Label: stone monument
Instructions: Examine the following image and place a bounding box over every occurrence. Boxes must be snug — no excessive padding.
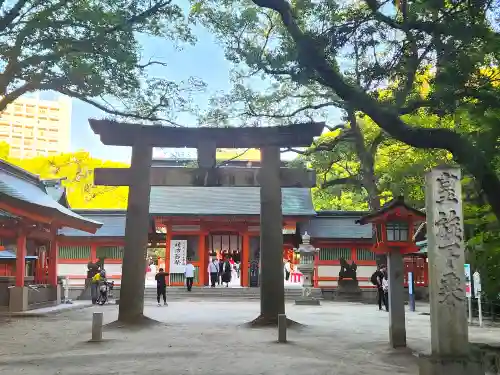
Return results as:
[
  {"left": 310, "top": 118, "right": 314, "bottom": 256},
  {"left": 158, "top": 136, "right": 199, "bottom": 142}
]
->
[
  {"left": 418, "top": 167, "right": 483, "bottom": 375},
  {"left": 294, "top": 231, "right": 320, "bottom": 305}
]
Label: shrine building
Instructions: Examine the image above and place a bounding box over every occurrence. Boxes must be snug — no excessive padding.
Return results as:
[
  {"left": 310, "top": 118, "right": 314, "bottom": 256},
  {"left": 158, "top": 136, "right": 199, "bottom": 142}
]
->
[
  {"left": 56, "top": 157, "right": 430, "bottom": 294},
  {"left": 0, "top": 160, "right": 101, "bottom": 311},
  {"left": 0, "top": 155, "right": 429, "bottom": 304}
]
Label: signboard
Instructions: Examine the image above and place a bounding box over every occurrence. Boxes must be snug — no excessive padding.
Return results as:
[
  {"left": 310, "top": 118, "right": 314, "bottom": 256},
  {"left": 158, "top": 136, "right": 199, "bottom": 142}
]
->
[
  {"left": 473, "top": 271, "right": 482, "bottom": 298},
  {"left": 464, "top": 264, "right": 471, "bottom": 298},
  {"left": 169, "top": 240, "right": 187, "bottom": 273},
  {"left": 408, "top": 272, "right": 414, "bottom": 295}
]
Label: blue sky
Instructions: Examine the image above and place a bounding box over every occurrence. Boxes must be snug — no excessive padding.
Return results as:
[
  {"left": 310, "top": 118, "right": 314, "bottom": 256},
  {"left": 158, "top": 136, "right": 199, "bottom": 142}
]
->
[{"left": 70, "top": 25, "right": 233, "bottom": 163}]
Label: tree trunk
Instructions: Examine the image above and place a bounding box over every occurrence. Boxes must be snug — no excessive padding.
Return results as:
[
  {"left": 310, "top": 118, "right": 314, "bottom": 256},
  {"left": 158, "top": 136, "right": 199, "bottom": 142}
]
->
[
  {"left": 347, "top": 109, "right": 381, "bottom": 211},
  {"left": 253, "top": 145, "right": 285, "bottom": 325},
  {"left": 117, "top": 141, "right": 153, "bottom": 323}
]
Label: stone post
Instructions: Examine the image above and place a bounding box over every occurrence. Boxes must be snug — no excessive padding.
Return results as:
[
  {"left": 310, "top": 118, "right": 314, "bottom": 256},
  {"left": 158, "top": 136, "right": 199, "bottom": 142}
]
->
[
  {"left": 117, "top": 141, "right": 153, "bottom": 323},
  {"left": 419, "top": 167, "right": 482, "bottom": 375},
  {"left": 259, "top": 146, "right": 285, "bottom": 321},
  {"left": 388, "top": 250, "right": 406, "bottom": 348}
]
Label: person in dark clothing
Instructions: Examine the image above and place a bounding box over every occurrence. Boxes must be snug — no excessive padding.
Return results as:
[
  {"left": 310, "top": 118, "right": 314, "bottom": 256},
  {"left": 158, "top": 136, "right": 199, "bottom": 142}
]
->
[
  {"left": 218, "top": 259, "right": 224, "bottom": 285},
  {"left": 221, "top": 258, "right": 232, "bottom": 287},
  {"left": 155, "top": 268, "right": 169, "bottom": 306},
  {"left": 371, "top": 265, "right": 386, "bottom": 311}
]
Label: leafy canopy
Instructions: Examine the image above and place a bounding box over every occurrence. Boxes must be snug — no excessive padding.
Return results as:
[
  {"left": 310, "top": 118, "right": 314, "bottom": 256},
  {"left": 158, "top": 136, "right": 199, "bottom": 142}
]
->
[{"left": 0, "top": 0, "right": 203, "bottom": 123}]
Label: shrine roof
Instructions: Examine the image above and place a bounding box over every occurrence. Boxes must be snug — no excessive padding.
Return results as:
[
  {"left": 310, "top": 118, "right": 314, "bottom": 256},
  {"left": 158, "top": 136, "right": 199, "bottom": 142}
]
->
[
  {"left": 59, "top": 188, "right": 314, "bottom": 237},
  {"left": 148, "top": 187, "right": 315, "bottom": 216},
  {"left": 356, "top": 196, "right": 425, "bottom": 225},
  {"left": 58, "top": 210, "right": 126, "bottom": 237},
  {"left": 89, "top": 120, "right": 325, "bottom": 148},
  {"left": 0, "top": 160, "right": 102, "bottom": 233},
  {"left": 42, "top": 178, "right": 70, "bottom": 208},
  {"left": 301, "top": 211, "right": 373, "bottom": 239}
]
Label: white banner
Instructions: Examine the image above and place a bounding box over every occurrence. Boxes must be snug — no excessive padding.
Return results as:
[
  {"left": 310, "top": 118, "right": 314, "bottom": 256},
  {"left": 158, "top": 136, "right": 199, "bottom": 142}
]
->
[
  {"left": 170, "top": 240, "right": 187, "bottom": 273},
  {"left": 473, "top": 271, "right": 482, "bottom": 298}
]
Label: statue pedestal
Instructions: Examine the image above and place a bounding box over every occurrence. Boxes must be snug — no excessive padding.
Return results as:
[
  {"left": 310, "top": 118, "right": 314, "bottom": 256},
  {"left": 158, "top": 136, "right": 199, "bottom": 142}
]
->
[
  {"left": 77, "top": 278, "right": 92, "bottom": 300},
  {"left": 335, "top": 279, "right": 362, "bottom": 302}
]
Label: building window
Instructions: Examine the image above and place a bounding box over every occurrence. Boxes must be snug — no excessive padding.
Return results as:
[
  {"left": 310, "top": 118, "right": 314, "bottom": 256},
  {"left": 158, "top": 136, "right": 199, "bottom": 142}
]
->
[
  {"left": 96, "top": 246, "right": 124, "bottom": 259},
  {"left": 319, "top": 247, "right": 351, "bottom": 261},
  {"left": 386, "top": 223, "right": 409, "bottom": 242},
  {"left": 58, "top": 245, "right": 91, "bottom": 259}
]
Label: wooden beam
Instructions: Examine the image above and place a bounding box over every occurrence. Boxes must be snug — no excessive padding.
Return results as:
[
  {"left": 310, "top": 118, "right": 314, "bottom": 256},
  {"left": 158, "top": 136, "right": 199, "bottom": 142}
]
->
[{"left": 94, "top": 167, "right": 316, "bottom": 188}]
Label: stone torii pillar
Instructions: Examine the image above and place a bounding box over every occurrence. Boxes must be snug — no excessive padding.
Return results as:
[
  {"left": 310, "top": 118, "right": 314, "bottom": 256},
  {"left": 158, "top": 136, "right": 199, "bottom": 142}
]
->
[
  {"left": 89, "top": 119, "right": 324, "bottom": 325},
  {"left": 117, "top": 141, "right": 153, "bottom": 323},
  {"left": 258, "top": 146, "right": 285, "bottom": 323}
]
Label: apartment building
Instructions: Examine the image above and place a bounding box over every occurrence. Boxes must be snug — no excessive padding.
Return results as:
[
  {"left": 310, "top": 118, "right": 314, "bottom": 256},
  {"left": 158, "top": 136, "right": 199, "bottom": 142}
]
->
[{"left": 0, "top": 95, "right": 71, "bottom": 159}]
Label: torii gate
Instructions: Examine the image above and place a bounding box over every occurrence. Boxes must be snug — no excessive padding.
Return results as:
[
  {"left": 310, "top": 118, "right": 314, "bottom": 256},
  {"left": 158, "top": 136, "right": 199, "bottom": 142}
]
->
[{"left": 90, "top": 119, "right": 324, "bottom": 324}]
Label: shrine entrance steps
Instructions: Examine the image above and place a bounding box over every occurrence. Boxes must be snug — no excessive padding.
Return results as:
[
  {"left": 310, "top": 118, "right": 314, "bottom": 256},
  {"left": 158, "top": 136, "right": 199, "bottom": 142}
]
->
[{"left": 141, "top": 286, "right": 323, "bottom": 300}]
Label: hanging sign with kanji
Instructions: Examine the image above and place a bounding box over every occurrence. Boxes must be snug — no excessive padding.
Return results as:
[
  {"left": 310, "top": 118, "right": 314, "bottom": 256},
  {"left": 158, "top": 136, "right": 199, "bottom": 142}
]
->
[{"left": 169, "top": 240, "right": 187, "bottom": 273}]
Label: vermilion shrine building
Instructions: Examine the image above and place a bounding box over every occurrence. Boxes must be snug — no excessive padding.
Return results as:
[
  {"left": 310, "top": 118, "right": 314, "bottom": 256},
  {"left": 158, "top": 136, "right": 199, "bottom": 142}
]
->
[
  {"left": 55, "top": 159, "right": 429, "bottom": 294},
  {"left": 0, "top": 160, "right": 100, "bottom": 311},
  {"left": 0, "top": 156, "right": 429, "bottom": 306}
]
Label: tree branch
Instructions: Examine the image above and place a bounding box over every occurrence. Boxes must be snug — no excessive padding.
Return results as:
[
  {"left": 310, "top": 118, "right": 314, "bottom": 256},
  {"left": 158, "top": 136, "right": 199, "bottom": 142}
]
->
[
  {"left": 251, "top": 0, "right": 500, "bottom": 221},
  {"left": 321, "top": 176, "right": 361, "bottom": 189},
  {"left": 245, "top": 100, "right": 342, "bottom": 119},
  {"left": 59, "top": 89, "right": 185, "bottom": 127}
]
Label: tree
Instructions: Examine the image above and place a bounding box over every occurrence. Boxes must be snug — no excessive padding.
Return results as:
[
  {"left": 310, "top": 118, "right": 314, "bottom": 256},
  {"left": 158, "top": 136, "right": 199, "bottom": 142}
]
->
[
  {"left": 0, "top": 0, "right": 203, "bottom": 123},
  {"left": 192, "top": 0, "right": 500, "bottom": 221},
  {"left": 1, "top": 142, "right": 128, "bottom": 208}
]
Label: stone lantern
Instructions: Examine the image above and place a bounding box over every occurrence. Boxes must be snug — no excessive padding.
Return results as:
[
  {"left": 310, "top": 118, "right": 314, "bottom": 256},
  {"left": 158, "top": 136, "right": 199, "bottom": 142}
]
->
[{"left": 293, "top": 231, "right": 320, "bottom": 305}]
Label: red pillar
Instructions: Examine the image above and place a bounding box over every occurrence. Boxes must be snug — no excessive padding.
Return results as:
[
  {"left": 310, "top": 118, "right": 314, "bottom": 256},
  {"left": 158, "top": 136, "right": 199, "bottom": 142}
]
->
[
  {"left": 241, "top": 232, "right": 250, "bottom": 287},
  {"left": 15, "top": 232, "right": 26, "bottom": 287},
  {"left": 48, "top": 229, "right": 58, "bottom": 286},
  {"left": 90, "top": 244, "right": 97, "bottom": 263},
  {"left": 199, "top": 232, "right": 207, "bottom": 286}
]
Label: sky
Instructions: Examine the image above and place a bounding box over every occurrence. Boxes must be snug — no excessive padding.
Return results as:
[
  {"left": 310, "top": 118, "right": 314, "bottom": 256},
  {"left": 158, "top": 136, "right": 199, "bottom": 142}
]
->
[{"left": 69, "top": 25, "right": 234, "bottom": 163}]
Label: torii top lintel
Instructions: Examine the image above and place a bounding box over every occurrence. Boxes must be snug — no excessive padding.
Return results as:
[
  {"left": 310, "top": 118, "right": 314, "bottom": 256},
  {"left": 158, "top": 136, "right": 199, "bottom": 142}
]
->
[
  {"left": 88, "top": 119, "right": 325, "bottom": 148},
  {"left": 356, "top": 196, "right": 426, "bottom": 225}
]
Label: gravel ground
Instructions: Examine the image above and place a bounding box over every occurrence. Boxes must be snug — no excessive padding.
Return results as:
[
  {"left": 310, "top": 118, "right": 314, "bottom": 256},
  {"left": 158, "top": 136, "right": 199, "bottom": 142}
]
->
[{"left": 0, "top": 300, "right": 498, "bottom": 375}]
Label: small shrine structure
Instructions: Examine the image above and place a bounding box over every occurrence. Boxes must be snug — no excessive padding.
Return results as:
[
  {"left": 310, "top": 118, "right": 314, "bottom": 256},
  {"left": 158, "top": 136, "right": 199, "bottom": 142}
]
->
[{"left": 357, "top": 196, "right": 425, "bottom": 348}]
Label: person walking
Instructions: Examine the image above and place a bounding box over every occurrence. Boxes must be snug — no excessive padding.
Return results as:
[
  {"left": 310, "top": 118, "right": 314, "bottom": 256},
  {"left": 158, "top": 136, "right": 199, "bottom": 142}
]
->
[
  {"left": 382, "top": 272, "right": 389, "bottom": 312},
  {"left": 155, "top": 268, "right": 169, "bottom": 306},
  {"left": 218, "top": 258, "right": 224, "bottom": 285},
  {"left": 284, "top": 259, "right": 291, "bottom": 282},
  {"left": 371, "top": 265, "right": 386, "bottom": 311},
  {"left": 208, "top": 258, "right": 219, "bottom": 288},
  {"left": 90, "top": 269, "right": 101, "bottom": 305},
  {"left": 185, "top": 258, "right": 195, "bottom": 292},
  {"left": 221, "top": 257, "right": 232, "bottom": 287}
]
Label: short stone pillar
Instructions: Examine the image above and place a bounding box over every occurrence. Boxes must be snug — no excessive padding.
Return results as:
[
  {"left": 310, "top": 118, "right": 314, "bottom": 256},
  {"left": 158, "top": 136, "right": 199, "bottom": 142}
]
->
[
  {"left": 91, "top": 312, "right": 104, "bottom": 342},
  {"left": 278, "top": 314, "right": 287, "bottom": 343},
  {"left": 294, "top": 232, "right": 320, "bottom": 306},
  {"left": 419, "top": 167, "right": 483, "bottom": 375}
]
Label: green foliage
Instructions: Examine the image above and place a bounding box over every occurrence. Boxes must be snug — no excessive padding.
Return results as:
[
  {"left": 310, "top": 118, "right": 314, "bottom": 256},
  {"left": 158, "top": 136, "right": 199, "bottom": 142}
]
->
[
  {"left": 192, "top": 0, "right": 500, "bottom": 226},
  {"left": 0, "top": 0, "right": 202, "bottom": 122},
  {"left": 1, "top": 142, "right": 128, "bottom": 208}
]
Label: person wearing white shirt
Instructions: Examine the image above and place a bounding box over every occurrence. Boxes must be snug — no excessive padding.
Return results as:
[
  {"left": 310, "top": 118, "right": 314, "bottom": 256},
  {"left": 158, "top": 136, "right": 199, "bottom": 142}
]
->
[
  {"left": 207, "top": 258, "right": 219, "bottom": 288},
  {"left": 185, "top": 258, "right": 195, "bottom": 291}
]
